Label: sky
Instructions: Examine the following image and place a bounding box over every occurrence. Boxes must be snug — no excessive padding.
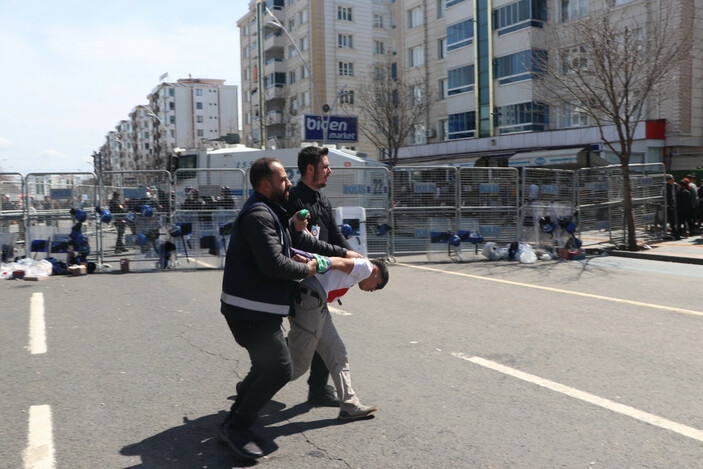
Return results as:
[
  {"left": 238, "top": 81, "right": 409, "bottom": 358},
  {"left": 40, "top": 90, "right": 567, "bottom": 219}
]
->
[{"left": 0, "top": 0, "right": 250, "bottom": 175}]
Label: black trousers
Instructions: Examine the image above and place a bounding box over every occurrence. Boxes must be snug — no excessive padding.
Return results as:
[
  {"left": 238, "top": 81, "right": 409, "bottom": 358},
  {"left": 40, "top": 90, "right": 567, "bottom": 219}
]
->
[
  {"left": 223, "top": 315, "right": 292, "bottom": 429},
  {"left": 308, "top": 350, "right": 330, "bottom": 390}
]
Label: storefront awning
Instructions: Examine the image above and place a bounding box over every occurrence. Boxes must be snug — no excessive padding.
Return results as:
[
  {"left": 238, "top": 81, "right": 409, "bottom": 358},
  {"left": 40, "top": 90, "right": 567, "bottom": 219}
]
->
[{"left": 508, "top": 148, "right": 588, "bottom": 167}]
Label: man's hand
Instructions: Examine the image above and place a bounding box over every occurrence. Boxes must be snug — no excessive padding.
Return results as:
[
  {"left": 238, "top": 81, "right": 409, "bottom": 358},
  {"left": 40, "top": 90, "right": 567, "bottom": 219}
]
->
[
  {"left": 345, "top": 250, "right": 364, "bottom": 259},
  {"left": 290, "top": 211, "right": 309, "bottom": 232},
  {"left": 306, "top": 259, "right": 318, "bottom": 277},
  {"left": 292, "top": 253, "right": 308, "bottom": 263}
]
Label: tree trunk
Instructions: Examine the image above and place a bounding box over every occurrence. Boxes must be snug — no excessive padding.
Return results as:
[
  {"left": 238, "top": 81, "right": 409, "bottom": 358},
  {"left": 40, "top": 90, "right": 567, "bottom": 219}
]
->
[{"left": 621, "top": 162, "right": 638, "bottom": 250}]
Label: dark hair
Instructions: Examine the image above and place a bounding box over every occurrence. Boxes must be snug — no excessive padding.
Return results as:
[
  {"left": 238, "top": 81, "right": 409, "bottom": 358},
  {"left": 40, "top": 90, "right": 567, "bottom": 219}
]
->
[
  {"left": 370, "top": 258, "right": 389, "bottom": 290},
  {"left": 250, "top": 157, "right": 278, "bottom": 190},
  {"left": 297, "top": 146, "right": 329, "bottom": 175}
]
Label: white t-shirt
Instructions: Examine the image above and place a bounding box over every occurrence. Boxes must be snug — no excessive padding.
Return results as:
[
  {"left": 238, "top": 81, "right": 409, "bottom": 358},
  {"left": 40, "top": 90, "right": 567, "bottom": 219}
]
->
[{"left": 314, "top": 258, "right": 373, "bottom": 303}]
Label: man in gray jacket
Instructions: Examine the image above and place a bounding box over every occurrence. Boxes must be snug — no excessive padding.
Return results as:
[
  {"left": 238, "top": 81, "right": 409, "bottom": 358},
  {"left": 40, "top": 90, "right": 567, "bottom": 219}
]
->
[{"left": 218, "top": 157, "right": 349, "bottom": 460}]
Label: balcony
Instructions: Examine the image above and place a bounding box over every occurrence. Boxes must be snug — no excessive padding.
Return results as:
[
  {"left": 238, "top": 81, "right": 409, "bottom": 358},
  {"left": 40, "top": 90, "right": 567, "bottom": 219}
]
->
[
  {"left": 264, "top": 57, "right": 286, "bottom": 76},
  {"left": 264, "top": 31, "right": 285, "bottom": 53}
]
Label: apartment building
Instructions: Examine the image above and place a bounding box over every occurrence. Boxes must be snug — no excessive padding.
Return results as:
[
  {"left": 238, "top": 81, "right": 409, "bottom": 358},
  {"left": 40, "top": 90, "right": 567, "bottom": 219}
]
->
[
  {"left": 398, "top": 0, "right": 703, "bottom": 170},
  {"left": 238, "top": 0, "right": 395, "bottom": 154},
  {"left": 239, "top": 0, "right": 703, "bottom": 170},
  {"left": 98, "top": 78, "right": 239, "bottom": 172}
]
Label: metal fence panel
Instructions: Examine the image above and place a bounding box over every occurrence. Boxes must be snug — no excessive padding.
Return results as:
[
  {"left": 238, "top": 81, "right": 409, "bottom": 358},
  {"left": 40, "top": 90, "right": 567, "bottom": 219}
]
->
[
  {"left": 320, "top": 167, "right": 392, "bottom": 257},
  {"left": 521, "top": 168, "right": 575, "bottom": 249},
  {"left": 0, "top": 173, "right": 25, "bottom": 262},
  {"left": 171, "top": 169, "right": 246, "bottom": 270},
  {"left": 24, "top": 173, "right": 99, "bottom": 265},
  {"left": 391, "top": 167, "right": 459, "bottom": 258},
  {"left": 100, "top": 171, "right": 173, "bottom": 271}
]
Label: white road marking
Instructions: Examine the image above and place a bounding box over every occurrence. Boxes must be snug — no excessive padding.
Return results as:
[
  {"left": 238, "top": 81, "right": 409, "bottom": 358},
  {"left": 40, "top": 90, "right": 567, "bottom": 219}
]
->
[
  {"left": 453, "top": 353, "right": 703, "bottom": 443},
  {"left": 23, "top": 405, "right": 55, "bottom": 469},
  {"left": 329, "top": 306, "right": 351, "bottom": 316},
  {"left": 398, "top": 263, "right": 703, "bottom": 317},
  {"left": 29, "top": 293, "right": 47, "bottom": 355}
]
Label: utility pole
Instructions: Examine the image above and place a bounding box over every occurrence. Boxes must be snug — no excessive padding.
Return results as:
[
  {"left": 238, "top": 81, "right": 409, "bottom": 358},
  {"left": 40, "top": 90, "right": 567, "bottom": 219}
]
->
[{"left": 256, "top": 0, "right": 266, "bottom": 148}]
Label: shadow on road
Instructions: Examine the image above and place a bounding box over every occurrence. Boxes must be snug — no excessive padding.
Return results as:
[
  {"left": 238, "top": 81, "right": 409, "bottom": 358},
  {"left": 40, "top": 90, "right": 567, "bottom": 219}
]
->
[{"left": 120, "top": 399, "right": 342, "bottom": 468}]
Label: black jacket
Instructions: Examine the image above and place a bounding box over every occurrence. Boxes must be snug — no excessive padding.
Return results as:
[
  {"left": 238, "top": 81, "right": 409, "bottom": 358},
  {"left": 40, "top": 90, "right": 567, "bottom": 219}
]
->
[
  {"left": 286, "top": 181, "right": 352, "bottom": 250},
  {"left": 221, "top": 192, "right": 347, "bottom": 321}
]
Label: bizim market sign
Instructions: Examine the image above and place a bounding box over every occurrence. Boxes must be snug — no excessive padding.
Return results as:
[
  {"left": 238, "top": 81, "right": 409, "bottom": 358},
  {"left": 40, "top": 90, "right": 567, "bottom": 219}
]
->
[{"left": 304, "top": 115, "right": 358, "bottom": 142}]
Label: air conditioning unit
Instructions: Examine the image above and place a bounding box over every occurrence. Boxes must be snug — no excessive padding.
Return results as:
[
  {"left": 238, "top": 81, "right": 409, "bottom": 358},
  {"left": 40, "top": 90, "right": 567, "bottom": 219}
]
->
[{"left": 425, "top": 129, "right": 437, "bottom": 138}]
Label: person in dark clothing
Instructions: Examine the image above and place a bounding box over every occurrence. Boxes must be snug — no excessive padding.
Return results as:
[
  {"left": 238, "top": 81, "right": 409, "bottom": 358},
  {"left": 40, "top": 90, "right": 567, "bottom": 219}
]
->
[
  {"left": 676, "top": 179, "right": 692, "bottom": 237},
  {"left": 286, "top": 146, "right": 364, "bottom": 408},
  {"left": 218, "top": 157, "right": 348, "bottom": 460},
  {"left": 108, "top": 192, "right": 128, "bottom": 253},
  {"left": 664, "top": 175, "right": 679, "bottom": 239}
]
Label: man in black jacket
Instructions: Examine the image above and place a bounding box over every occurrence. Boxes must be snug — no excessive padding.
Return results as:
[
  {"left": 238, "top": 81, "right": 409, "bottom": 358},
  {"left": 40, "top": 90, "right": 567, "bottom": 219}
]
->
[
  {"left": 286, "top": 146, "right": 364, "bottom": 408},
  {"left": 219, "top": 157, "right": 348, "bottom": 460}
]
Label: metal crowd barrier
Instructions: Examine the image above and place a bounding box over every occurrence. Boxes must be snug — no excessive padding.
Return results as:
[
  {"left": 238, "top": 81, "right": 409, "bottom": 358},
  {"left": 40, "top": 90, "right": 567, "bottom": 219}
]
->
[
  {"left": 2, "top": 164, "right": 669, "bottom": 270},
  {"left": 0, "top": 173, "right": 25, "bottom": 263}
]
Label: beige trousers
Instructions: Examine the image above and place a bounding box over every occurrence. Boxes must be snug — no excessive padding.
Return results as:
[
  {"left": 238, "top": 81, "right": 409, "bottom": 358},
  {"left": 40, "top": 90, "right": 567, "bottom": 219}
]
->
[{"left": 288, "top": 287, "right": 361, "bottom": 413}]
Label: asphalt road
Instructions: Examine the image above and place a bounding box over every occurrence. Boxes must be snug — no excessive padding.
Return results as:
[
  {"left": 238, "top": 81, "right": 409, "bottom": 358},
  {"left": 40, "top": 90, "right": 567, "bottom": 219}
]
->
[{"left": 2, "top": 255, "right": 702, "bottom": 468}]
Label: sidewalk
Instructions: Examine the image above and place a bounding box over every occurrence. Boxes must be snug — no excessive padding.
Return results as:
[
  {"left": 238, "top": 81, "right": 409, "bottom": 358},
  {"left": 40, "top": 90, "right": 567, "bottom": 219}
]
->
[{"left": 607, "top": 236, "right": 703, "bottom": 265}]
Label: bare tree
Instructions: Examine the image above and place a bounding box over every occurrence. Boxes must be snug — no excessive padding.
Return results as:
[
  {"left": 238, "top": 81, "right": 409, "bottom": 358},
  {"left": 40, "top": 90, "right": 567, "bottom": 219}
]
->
[
  {"left": 533, "top": 2, "right": 694, "bottom": 251},
  {"left": 347, "top": 58, "right": 432, "bottom": 166}
]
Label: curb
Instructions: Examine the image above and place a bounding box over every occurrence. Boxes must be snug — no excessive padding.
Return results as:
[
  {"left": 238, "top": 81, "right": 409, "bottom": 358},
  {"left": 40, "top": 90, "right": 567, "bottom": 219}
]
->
[{"left": 607, "top": 249, "right": 703, "bottom": 265}]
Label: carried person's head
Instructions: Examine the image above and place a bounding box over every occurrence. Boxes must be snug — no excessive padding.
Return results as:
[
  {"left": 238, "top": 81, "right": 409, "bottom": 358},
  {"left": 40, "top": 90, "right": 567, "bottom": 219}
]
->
[
  {"left": 358, "top": 258, "right": 389, "bottom": 292},
  {"left": 250, "top": 157, "right": 292, "bottom": 205},
  {"left": 298, "top": 146, "right": 331, "bottom": 189}
]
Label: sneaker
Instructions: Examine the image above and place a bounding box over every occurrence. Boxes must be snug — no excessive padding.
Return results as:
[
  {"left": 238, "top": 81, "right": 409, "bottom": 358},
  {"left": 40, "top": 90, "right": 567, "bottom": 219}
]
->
[
  {"left": 338, "top": 405, "right": 378, "bottom": 421},
  {"left": 217, "top": 424, "right": 264, "bottom": 460},
  {"left": 308, "top": 384, "right": 340, "bottom": 407}
]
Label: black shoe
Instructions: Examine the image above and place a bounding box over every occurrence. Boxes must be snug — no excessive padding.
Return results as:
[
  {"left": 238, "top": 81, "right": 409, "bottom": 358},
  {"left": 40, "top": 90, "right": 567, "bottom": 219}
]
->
[
  {"left": 308, "top": 384, "right": 339, "bottom": 407},
  {"left": 217, "top": 424, "right": 264, "bottom": 460}
]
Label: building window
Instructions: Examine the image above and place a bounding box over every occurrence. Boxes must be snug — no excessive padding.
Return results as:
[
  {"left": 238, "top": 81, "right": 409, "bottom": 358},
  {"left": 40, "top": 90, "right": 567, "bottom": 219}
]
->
[
  {"left": 196, "top": 102, "right": 203, "bottom": 110},
  {"left": 244, "top": 69, "right": 250, "bottom": 80},
  {"left": 447, "top": 19, "right": 474, "bottom": 51},
  {"left": 494, "top": 49, "right": 546, "bottom": 85},
  {"left": 196, "top": 89, "right": 203, "bottom": 96},
  {"left": 301, "top": 91, "right": 310, "bottom": 107},
  {"left": 197, "top": 116, "right": 204, "bottom": 123},
  {"left": 439, "top": 119, "right": 449, "bottom": 140},
  {"left": 407, "top": 6, "right": 423, "bottom": 28},
  {"left": 437, "top": 0, "right": 446, "bottom": 18},
  {"left": 448, "top": 65, "right": 474, "bottom": 95},
  {"left": 494, "top": 102, "right": 548, "bottom": 134},
  {"left": 338, "top": 6, "right": 353, "bottom": 21},
  {"left": 243, "top": 48, "right": 249, "bottom": 58},
  {"left": 300, "top": 36, "right": 309, "bottom": 51},
  {"left": 338, "top": 34, "right": 353, "bottom": 49},
  {"left": 301, "top": 65, "right": 308, "bottom": 79},
  {"left": 448, "top": 111, "right": 476, "bottom": 139},
  {"left": 289, "top": 70, "right": 296, "bottom": 84},
  {"left": 169, "top": 88, "right": 175, "bottom": 97},
  {"left": 446, "top": 0, "right": 466, "bottom": 7},
  {"left": 561, "top": 0, "right": 587, "bottom": 22},
  {"left": 373, "top": 14, "right": 384, "bottom": 28},
  {"left": 288, "top": 18, "right": 295, "bottom": 31},
  {"left": 340, "top": 90, "right": 355, "bottom": 104},
  {"left": 438, "top": 37, "right": 447, "bottom": 59},
  {"left": 561, "top": 46, "right": 587, "bottom": 75},
  {"left": 410, "top": 124, "right": 426, "bottom": 145},
  {"left": 438, "top": 78, "right": 448, "bottom": 100},
  {"left": 374, "top": 40, "right": 385, "bottom": 55},
  {"left": 374, "top": 66, "right": 385, "bottom": 81},
  {"left": 197, "top": 129, "right": 204, "bottom": 137},
  {"left": 299, "top": 9, "right": 308, "bottom": 23},
  {"left": 288, "top": 45, "right": 296, "bottom": 58},
  {"left": 408, "top": 45, "right": 424, "bottom": 67},
  {"left": 562, "top": 103, "right": 589, "bottom": 128},
  {"left": 338, "top": 62, "right": 354, "bottom": 76},
  {"left": 290, "top": 96, "right": 298, "bottom": 111},
  {"left": 494, "top": 0, "right": 546, "bottom": 35}
]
